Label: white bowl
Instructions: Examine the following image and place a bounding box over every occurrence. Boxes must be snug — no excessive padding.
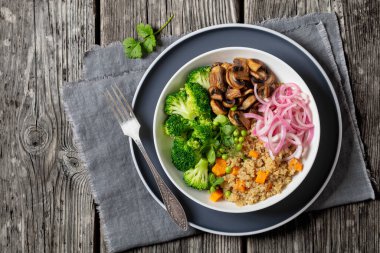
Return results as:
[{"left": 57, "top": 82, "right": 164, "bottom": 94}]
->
[{"left": 153, "top": 47, "right": 320, "bottom": 213}]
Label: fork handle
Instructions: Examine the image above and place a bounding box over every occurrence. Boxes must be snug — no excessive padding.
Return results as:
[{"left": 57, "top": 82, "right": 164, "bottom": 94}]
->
[{"left": 134, "top": 139, "right": 189, "bottom": 231}]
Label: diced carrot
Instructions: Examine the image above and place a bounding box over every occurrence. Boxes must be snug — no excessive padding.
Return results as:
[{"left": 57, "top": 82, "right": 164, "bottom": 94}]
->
[
  {"left": 248, "top": 150, "right": 259, "bottom": 159},
  {"left": 210, "top": 189, "right": 224, "bottom": 202},
  {"left": 231, "top": 166, "right": 240, "bottom": 176},
  {"left": 288, "top": 158, "right": 303, "bottom": 171},
  {"left": 294, "top": 162, "right": 303, "bottom": 171},
  {"left": 234, "top": 179, "right": 246, "bottom": 192},
  {"left": 212, "top": 158, "right": 227, "bottom": 176},
  {"left": 255, "top": 170, "right": 269, "bottom": 184}
]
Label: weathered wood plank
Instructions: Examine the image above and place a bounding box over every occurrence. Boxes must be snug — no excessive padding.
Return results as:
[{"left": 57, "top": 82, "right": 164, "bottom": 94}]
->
[
  {"left": 100, "top": 0, "right": 240, "bottom": 45},
  {"left": 340, "top": 0, "right": 380, "bottom": 186},
  {"left": 0, "top": 0, "right": 96, "bottom": 252},
  {"left": 244, "top": 0, "right": 380, "bottom": 252}
]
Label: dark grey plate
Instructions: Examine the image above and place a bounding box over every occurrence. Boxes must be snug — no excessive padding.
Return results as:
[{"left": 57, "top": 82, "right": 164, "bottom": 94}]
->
[{"left": 130, "top": 24, "right": 341, "bottom": 235}]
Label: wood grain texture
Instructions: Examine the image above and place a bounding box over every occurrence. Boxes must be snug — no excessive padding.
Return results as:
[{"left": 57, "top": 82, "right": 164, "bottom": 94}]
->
[
  {"left": 100, "top": 0, "right": 240, "bottom": 45},
  {"left": 2, "top": 0, "right": 379, "bottom": 252},
  {"left": 0, "top": 0, "right": 96, "bottom": 252}
]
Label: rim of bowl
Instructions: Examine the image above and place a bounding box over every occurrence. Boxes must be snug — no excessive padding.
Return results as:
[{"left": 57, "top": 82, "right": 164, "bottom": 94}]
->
[{"left": 153, "top": 46, "right": 320, "bottom": 213}]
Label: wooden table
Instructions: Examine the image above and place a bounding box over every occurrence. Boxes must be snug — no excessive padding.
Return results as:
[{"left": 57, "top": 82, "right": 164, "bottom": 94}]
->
[{"left": 1, "top": 0, "right": 379, "bottom": 252}]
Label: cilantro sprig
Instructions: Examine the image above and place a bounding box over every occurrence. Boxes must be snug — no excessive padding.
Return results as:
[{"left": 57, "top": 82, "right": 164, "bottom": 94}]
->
[{"left": 123, "top": 15, "right": 174, "bottom": 59}]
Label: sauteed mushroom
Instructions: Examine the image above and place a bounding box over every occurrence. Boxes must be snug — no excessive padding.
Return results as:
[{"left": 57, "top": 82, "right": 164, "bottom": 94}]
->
[
  {"left": 208, "top": 57, "right": 278, "bottom": 125},
  {"left": 225, "top": 88, "right": 242, "bottom": 100},
  {"left": 209, "top": 65, "right": 227, "bottom": 92},
  {"left": 228, "top": 110, "right": 251, "bottom": 129},
  {"left": 226, "top": 67, "right": 246, "bottom": 89},
  {"left": 210, "top": 99, "right": 228, "bottom": 115},
  {"left": 239, "top": 95, "right": 256, "bottom": 110},
  {"left": 242, "top": 88, "right": 254, "bottom": 96},
  {"left": 208, "top": 86, "right": 223, "bottom": 101},
  {"left": 222, "top": 99, "right": 235, "bottom": 108},
  {"left": 264, "top": 69, "right": 276, "bottom": 86},
  {"left": 232, "top": 58, "right": 250, "bottom": 81}
]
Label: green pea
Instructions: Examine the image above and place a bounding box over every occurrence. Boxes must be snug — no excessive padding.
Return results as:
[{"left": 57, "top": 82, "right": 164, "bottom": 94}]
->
[
  {"left": 241, "top": 129, "right": 247, "bottom": 137},
  {"left": 219, "top": 147, "right": 225, "bottom": 153},
  {"left": 238, "top": 136, "right": 244, "bottom": 143},
  {"left": 224, "top": 190, "right": 231, "bottom": 198},
  {"left": 233, "top": 129, "right": 240, "bottom": 137},
  {"left": 230, "top": 106, "right": 237, "bottom": 111},
  {"left": 210, "top": 186, "right": 216, "bottom": 193},
  {"left": 225, "top": 166, "right": 232, "bottom": 174},
  {"left": 236, "top": 143, "right": 243, "bottom": 151},
  {"left": 213, "top": 121, "right": 219, "bottom": 126},
  {"left": 222, "top": 154, "right": 228, "bottom": 160},
  {"left": 234, "top": 137, "right": 239, "bottom": 144}
]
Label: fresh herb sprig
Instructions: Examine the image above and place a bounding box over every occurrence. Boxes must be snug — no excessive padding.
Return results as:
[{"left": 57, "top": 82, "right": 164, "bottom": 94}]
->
[{"left": 123, "top": 15, "right": 174, "bottom": 59}]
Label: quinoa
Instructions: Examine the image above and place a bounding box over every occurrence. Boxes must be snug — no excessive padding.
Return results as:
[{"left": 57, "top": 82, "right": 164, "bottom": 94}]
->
[{"left": 221, "top": 135, "right": 298, "bottom": 206}]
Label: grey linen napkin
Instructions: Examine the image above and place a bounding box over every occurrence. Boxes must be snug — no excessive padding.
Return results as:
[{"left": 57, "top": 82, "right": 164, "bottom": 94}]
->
[{"left": 62, "top": 13, "right": 375, "bottom": 252}]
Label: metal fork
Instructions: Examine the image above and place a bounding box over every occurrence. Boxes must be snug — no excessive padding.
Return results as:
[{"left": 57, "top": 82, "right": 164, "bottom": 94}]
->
[{"left": 104, "top": 84, "right": 188, "bottom": 231}]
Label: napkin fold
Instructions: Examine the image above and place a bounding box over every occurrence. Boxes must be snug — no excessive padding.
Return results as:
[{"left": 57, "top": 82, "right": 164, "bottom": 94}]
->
[{"left": 62, "top": 13, "right": 375, "bottom": 252}]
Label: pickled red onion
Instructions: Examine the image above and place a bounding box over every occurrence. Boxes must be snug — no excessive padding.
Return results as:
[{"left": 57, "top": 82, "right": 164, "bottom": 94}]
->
[{"left": 244, "top": 83, "right": 314, "bottom": 160}]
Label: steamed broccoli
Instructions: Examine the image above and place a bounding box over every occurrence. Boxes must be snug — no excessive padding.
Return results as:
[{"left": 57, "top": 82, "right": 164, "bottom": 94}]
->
[
  {"left": 164, "top": 115, "right": 191, "bottom": 137},
  {"left": 187, "top": 138, "right": 201, "bottom": 150},
  {"left": 164, "top": 89, "right": 197, "bottom": 120},
  {"left": 185, "top": 82, "right": 212, "bottom": 119},
  {"left": 191, "top": 118, "right": 214, "bottom": 144},
  {"left": 187, "top": 66, "right": 211, "bottom": 90},
  {"left": 171, "top": 138, "right": 200, "bottom": 171},
  {"left": 183, "top": 158, "right": 209, "bottom": 190}
]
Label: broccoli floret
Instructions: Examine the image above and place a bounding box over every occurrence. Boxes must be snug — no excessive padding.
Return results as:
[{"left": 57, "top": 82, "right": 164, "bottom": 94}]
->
[
  {"left": 187, "top": 66, "right": 211, "bottom": 90},
  {"left": 171, "top": 138, "right": 200, "bottom": 171},
  {"left": 185, "top": 82, "right": 212, "bottom": 119},
  {"left": 164, "top": 89, "right": 197, "bottom": 120},
  {"left": 191, "top": 119, "right": 214, "bottom": 144},
  {"left": 164, "top": 115, "right": 191, "bottom": 137},
  {"left": 183, "top": 158, "right": 209, "bottom": 190},
  {"left": 187, "top": 138, "right": 201, "bottom": 149}
]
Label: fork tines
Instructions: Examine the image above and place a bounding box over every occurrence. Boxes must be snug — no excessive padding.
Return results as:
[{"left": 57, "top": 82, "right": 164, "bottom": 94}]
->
[{"left": 104, "top": 84, "right": 134, "bottom": 123}]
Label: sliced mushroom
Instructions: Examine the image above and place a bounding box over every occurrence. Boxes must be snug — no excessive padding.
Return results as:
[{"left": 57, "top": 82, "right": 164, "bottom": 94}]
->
[
  {"left": 228, "top": 110, "right": 251, "bottom": 129},
  {"left": 247, "top": 59, "right": 263, "bottom": 72},
  {"left": 250, "top": 71, "right": 264, "bottom": 83},
  {"left": 212, "top": 62, "right": 223, "bottom": 67},
  {"left": 228, "top": 110, "right": 242, "bottom": 127},
  {"left": 209, "top": 65, "right": 227, "bottom": 92},
  {"left": 263, "top": 70, "right": 276, "bottom": 86},
  {"left": 226, "top": 68, "right": 246, "bottom": 89},
  {"left": 232, "top": 58, "right": 250, "bottom": 80},
  {"left": 257, "top": 69, "right": 268, "bottom": 80},
  {"left": 236, "top": 97, "right": 244, "bottom": 106},
  {"left": 239, "top": 112, "right": 252, "bottom": 129},
  {"left": 242, "top": 88, "right": 254, "bottom": 96},
  {"left": 221, "top": 62, "right": 232, "bottom": 70},
  {"left": 225, "top": 88, "right": 242, "bottom": 100},
  {"left": 210, "top": 99, "right": 228, "bottom": 115},
  {"left": 208, "top": 86, "right": 223, "bottom": 101},
  {"left": 222, "top": 99, "right": 235, "bottom": 108},
  {"left": 239, "top": 95, "right": 256, "bottom": 110}
]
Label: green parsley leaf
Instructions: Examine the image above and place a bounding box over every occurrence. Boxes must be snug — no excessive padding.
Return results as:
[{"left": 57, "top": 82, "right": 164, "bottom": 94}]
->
[
  {"left": 122, "top": 38, "right": 142, "bottom": 59},
  {"left": 136, "top": 23, "right": 154, "bottom": 39},
  {"left": 122, "top": 15, "right": 174, "bottom": 59},
  {"left": 142, "top": 34, "right": 156, "bottom": 53}
]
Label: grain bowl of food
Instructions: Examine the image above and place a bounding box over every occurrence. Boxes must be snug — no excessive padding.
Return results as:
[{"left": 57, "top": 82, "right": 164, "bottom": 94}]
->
[{"left": 153, "top": 47, "right": 320, "bottom": 213}]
